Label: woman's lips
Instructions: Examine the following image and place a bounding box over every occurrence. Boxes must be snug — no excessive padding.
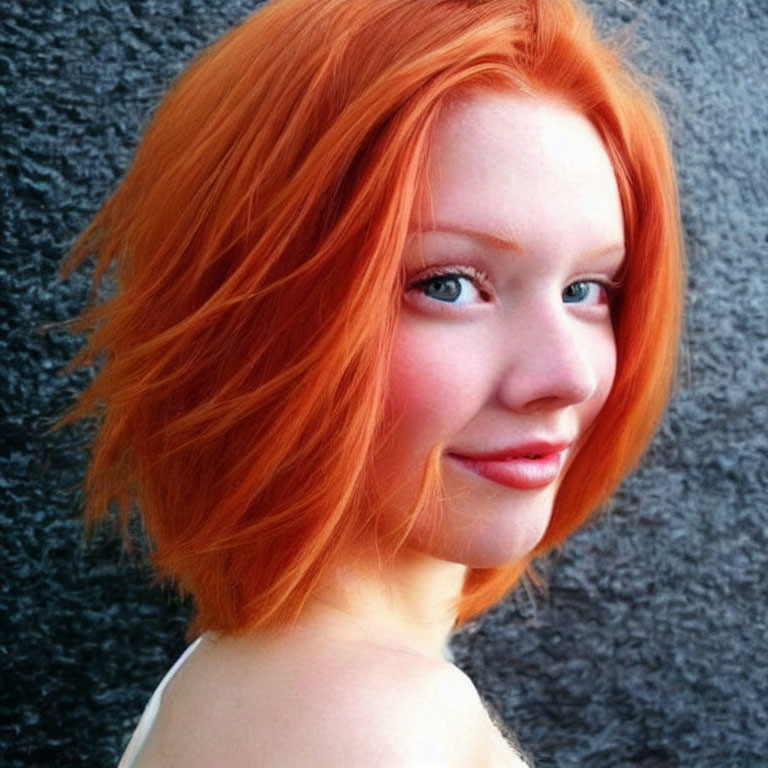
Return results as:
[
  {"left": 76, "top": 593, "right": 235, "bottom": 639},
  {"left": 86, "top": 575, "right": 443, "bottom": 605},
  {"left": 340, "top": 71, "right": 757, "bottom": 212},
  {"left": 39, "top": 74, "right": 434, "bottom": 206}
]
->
[{"left": 447, "top": 448, "right": 567, "bottom": 490}]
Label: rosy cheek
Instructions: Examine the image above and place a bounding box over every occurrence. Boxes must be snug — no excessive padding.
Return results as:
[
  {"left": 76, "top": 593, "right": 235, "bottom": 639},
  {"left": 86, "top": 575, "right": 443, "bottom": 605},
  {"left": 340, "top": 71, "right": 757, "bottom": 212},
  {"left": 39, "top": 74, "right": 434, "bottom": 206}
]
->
[
  {"left": 387, "top": 330, "right": 453, "bottom": 431},
  {"left": 587, "top": 326, "right": 618, "bottom": 424},
  {"left": 386, "top": 321, "right": 488, "bottom": 444}
]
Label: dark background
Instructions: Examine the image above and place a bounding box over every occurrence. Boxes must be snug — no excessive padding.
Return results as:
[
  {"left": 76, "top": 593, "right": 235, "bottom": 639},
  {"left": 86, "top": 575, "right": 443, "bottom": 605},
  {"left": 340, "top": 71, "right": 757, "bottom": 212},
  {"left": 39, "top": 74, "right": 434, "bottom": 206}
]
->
[{"left": 1, "top": 1, "right": 766, "bottom": 766}]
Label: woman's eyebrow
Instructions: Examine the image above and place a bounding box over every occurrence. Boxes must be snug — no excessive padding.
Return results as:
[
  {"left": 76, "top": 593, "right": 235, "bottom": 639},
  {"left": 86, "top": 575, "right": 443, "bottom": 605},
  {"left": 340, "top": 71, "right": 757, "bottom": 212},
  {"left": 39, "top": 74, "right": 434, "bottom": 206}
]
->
[
  {"left": 415, "top": 223, "right": 625, "bottom": 262},
  {"left": 415, "top": 223, "right": 524, "bottom": 253}
]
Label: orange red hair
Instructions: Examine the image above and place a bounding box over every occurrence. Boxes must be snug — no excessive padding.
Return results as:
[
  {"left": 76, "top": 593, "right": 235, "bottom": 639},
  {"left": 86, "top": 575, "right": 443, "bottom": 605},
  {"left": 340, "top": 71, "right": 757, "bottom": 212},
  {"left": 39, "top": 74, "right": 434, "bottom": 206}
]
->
[{"left": 53, "top": 0, "right": 684, "bottom": 635}]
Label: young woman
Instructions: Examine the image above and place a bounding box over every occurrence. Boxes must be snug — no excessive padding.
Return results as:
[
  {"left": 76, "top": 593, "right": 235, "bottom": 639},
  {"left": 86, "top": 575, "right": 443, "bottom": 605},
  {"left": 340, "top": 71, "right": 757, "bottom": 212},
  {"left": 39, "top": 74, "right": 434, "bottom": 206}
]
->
[{"left": 55, "top": 0, "right": 684, "bottom": 765}]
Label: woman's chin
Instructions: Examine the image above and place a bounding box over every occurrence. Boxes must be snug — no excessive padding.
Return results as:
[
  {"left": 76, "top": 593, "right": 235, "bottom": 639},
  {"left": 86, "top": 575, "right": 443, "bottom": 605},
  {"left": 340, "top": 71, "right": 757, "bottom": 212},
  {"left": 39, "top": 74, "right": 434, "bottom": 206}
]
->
[{"left": 407, "top": 520, "right": 549, "bottom": 569}]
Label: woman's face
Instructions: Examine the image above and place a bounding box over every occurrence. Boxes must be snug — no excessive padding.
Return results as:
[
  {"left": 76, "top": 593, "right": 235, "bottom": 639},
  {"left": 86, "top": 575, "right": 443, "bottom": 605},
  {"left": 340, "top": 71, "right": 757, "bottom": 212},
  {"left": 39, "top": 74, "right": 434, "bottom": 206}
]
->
[{"left": 379, "top": 91, "right": 625, "bottom": 568}]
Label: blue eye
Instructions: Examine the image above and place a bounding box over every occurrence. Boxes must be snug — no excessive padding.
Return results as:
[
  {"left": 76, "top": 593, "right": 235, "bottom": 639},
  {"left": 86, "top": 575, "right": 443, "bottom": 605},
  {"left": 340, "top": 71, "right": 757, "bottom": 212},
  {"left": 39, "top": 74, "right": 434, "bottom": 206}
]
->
[
  {"left": 563, "top": 281, "right": 606, "bottom": 305},
  {"left": 409, "top": 269, "right": 490, "bottom": 305}
]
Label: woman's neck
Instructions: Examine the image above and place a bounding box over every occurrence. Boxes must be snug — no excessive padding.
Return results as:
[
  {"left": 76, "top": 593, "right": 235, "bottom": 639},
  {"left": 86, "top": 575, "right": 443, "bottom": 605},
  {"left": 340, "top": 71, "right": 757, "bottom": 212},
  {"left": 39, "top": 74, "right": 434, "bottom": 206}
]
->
[{"left": 301, "top": 550, "right": 468, "bottom": 663}]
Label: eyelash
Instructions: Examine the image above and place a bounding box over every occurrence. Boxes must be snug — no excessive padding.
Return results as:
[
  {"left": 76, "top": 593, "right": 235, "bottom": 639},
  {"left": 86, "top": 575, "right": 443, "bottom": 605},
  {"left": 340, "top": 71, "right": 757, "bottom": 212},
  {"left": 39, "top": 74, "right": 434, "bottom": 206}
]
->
[
  {"left": 406, "top": 265, "right": 494, "bottom": 302},
  {"left": 405, "top": 266, "right": 621, "bottom": 305}
]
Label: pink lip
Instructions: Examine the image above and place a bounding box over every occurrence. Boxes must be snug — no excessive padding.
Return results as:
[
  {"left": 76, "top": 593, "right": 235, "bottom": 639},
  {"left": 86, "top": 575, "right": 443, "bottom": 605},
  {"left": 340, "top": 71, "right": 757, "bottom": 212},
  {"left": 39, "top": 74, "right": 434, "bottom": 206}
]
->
[{"left": 446, "top": 441, "right": 571, "bottom": 490}]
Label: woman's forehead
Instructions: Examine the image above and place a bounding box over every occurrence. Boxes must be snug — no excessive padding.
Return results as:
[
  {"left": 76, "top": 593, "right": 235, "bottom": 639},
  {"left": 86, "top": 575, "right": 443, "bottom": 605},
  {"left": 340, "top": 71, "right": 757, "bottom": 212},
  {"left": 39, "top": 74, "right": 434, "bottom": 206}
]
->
[{"left": 409, "top": 92, "right": 625, "bottom": 260}]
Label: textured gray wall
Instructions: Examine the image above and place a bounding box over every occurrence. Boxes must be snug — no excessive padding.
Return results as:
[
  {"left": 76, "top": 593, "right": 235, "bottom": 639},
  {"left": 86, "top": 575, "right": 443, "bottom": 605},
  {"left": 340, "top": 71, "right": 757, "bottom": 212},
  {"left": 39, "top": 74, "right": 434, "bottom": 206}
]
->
[{"left": 1, "top": 1, "right": 766, "bottom": 767}]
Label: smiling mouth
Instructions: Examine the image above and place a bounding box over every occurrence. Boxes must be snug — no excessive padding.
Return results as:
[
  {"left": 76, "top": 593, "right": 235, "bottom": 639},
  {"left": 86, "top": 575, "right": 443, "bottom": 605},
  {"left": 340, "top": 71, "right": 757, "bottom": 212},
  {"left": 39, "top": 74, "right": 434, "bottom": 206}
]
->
[{"left": 446, "top": 448, "right": 568, "bottom": 490}]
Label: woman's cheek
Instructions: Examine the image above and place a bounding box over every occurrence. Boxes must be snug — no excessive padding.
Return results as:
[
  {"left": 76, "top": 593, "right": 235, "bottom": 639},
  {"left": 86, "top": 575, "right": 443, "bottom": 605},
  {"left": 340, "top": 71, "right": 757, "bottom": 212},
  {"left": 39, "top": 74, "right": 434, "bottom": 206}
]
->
[
  {"left": 386, "top": 319, "right": 488, "bottom": 443},
  {"left": 591, "top": 324, "right": 618, "bottom": 418}
]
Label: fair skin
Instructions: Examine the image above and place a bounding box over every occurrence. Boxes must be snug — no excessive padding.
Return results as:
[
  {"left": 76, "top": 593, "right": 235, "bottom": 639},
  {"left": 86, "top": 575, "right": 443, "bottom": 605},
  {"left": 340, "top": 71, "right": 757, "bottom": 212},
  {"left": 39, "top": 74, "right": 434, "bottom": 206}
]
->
[{"left": 131, "top": 92, "right": 624, "bottom": 767}]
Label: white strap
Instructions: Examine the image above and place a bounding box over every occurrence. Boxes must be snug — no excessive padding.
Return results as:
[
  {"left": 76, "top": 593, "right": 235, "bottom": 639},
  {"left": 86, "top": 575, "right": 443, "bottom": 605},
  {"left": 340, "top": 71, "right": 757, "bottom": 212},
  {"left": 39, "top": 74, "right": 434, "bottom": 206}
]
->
[{"left": 116, "top": 636, "right": 204, "bottom": 768}]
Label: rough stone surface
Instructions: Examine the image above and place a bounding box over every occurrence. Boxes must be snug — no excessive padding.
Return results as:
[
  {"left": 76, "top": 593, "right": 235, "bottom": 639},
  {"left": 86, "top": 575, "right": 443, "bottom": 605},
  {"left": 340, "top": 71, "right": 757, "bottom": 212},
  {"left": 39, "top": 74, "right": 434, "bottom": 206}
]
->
[{"left": 1, "top": 1, "right": 766, "bottom": 766}]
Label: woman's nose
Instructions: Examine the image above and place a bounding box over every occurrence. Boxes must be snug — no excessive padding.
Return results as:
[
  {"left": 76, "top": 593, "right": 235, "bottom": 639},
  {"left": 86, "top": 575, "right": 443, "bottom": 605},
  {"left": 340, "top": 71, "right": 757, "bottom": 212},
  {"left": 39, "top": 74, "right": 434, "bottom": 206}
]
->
[{"left": 495, "top": 313, "right": 601, "bottom": 414}]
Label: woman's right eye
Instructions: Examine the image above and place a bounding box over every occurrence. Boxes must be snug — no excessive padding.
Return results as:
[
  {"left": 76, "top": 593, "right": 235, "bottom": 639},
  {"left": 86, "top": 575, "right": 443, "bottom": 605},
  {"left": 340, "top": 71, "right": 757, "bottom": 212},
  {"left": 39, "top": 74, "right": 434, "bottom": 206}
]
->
[{"left": 406, "top": 267, "right": 492, "bottom": 306}]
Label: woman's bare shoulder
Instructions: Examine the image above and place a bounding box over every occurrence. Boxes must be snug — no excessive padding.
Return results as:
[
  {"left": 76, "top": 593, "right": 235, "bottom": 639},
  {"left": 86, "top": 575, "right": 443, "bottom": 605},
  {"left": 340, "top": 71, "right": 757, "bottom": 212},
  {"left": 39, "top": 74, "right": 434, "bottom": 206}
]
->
[{"left": 133, "top": 631, "right": 495, "bottom": 767}]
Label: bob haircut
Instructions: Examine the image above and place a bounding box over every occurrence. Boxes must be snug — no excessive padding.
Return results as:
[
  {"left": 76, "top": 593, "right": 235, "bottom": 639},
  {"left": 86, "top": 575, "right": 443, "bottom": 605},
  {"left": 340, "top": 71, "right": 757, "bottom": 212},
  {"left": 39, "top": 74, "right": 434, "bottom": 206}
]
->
[{"left": 54, "top": 0, "right": 684, "bottom": 636}]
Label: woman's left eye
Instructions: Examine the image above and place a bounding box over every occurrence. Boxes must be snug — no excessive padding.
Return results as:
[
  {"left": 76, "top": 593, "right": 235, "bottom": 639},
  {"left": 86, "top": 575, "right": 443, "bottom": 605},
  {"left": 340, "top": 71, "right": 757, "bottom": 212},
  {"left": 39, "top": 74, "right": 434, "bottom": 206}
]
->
[{"left": 562, "top": 281, "right": 607, "bottom": 305}]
